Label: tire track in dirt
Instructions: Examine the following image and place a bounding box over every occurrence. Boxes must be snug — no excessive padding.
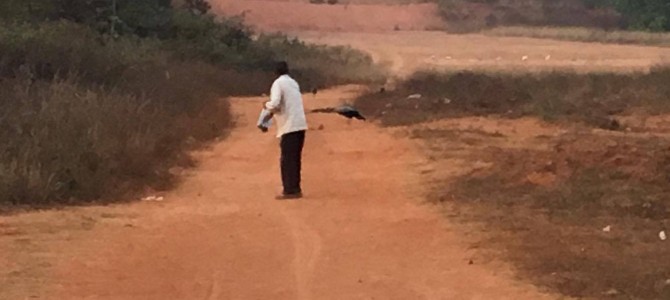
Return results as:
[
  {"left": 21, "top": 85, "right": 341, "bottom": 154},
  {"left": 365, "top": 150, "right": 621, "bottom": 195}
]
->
[
  {"left": 206, "top": 271, "right": 223, "bottom": 300},
  {"left": 280, "top": 207, "right": 322, "bottom": 300}
]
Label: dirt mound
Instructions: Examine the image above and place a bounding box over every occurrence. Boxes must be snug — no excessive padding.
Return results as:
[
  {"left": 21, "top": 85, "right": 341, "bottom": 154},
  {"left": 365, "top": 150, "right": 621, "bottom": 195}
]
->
[{"left": 209, "top": 0, "right": 444, "bottom": 32}]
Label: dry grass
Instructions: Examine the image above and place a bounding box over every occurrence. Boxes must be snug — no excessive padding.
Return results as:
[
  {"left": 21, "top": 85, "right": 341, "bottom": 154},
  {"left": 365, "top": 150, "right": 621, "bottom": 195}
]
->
[
  {"left": 486, "top": 26, "right": 670, "bottom": 47},
  {"left": 437, "top": 0, "right": 621, "bottom": 33},
  {"left": 0, "top": 22, "right": 256, "bottom": 210},
  {"left": 0, "top": 20, "right": 384, "bottom": 210},
  {"left": 412, "top": 125, "right": 670, "bottom": 299},
  {"left": 0, "top": 68, "right": 238, "bottom": 210},
  {"left": 355, "top": 69, "right": 670, "bottom": 128},
  {"left": 368, "top": 68, "right": 670, "bottom": 298}
]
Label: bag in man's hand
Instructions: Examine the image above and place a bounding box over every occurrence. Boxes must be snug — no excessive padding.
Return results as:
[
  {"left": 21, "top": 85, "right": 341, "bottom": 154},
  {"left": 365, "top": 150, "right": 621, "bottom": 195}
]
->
[{"left": 257, "top": 108, "right": 273, "bottom": 132}]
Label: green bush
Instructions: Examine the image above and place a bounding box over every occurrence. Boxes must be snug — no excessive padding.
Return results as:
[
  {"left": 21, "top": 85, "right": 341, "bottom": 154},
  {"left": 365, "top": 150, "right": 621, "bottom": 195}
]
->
[
  {"left": 0, "top": 0, "right": 171, "bottom": 36},
  {"left": 608, "top": 0, "right": 670, "bottom": 31},
  {"left": 159, "top": 16, "right": 386, "bottom": 87},
  {"left": 162, "top": 12, "right": 254, "bottom": 65},
  {"left": 436, "top": 0, "right": 670, "bottom": 32},
  {"left": 251, "top": 34, "right": 386, "bottom": 88},
  {"left": 0, "top": 22, "right": 154, "bottom": 85}
]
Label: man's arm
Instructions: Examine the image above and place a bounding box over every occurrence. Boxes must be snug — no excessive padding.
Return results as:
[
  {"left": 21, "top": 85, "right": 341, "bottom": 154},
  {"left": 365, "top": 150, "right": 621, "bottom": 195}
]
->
[{"left": 264, "top": 80, "right": 282, "bottom": 113}]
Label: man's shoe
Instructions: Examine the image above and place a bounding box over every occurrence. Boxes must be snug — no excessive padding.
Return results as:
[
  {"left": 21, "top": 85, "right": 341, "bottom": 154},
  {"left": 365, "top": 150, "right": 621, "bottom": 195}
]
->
[{"left": 275, "top": 193, "right": 303, "bottom": 200}]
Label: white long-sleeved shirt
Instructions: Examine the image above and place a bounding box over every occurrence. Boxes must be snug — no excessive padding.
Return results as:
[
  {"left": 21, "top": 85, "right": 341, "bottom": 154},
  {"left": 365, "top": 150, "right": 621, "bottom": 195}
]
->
[{"left": 264, "top": 75, "right": 308, "bottom": 138}]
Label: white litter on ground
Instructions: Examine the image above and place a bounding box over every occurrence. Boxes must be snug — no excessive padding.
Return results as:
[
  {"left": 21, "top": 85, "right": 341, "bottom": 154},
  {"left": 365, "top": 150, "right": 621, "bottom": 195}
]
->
[
  {"left": 603, "top": 289, "right": 619, "bottom": 296},
  {"left": 142, "top": 196, "right": 164, "bottom": 202},
  {"left": 407, "top": 94, "right": 422, "bottom": 99},
  {"left": 660, "top": 230, "right": 667, "bottom": 241},
  {"left": 602, "top": 225, "right": 611, "bottom": 232}
]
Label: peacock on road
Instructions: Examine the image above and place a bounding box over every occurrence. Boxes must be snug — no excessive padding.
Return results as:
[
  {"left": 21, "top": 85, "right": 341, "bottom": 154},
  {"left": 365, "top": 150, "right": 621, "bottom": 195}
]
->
[{"left": 311, "top": 105, "right": 366, "bottom": 121}]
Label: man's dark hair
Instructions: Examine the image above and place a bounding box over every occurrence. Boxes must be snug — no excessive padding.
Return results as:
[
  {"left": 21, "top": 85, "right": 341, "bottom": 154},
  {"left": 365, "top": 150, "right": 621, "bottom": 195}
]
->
[{"left": 276, "top": 61, "right": 289, "bottom": 76}]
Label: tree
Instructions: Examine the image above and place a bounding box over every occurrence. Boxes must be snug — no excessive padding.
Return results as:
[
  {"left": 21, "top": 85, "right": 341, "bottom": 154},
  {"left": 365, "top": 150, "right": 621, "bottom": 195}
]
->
[
  {"left": 182, "top": 0, "right": 212, "bottom": 15},
  {"left": 1, "top": 0, "right": 175, "bottom": 36},
  {"left": 606, "top": 0, "right": 670, "bottom": 31}
]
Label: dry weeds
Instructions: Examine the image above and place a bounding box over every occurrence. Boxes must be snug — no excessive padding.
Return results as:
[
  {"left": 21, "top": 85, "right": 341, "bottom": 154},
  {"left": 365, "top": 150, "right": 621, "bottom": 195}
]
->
[
  {"left": 359, "top": 70, "right": 670, "bottom": 298},
  {"left": 486, "top": 26, "right": 670, "bottom": 47},
  {"left": 413, "top": 125, "right": 670, "bottom": 299},
  {"left": 356, "top": 69, "right": 670, "bottom": 128}
]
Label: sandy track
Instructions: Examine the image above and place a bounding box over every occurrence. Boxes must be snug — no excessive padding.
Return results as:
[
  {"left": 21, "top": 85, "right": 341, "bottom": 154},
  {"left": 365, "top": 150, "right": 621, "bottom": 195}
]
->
[
  {"left": 295, "top": 31, "right": 670, "bottom": 75},
  {"left": 1, "top": 86, "right": 557, "bottom": 299}
]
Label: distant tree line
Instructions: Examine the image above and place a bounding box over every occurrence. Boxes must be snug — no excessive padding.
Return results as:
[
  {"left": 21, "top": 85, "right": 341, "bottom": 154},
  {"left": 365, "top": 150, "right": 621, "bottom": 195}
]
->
[
  {"left": 600, "top": 0, "right": 670, "bottom": 31},
  {"left": 438, "top": 0, "right": 670, "bottom": 31},
  {"left": 0, "top": 0, "right": 221, "bottom": 37}
]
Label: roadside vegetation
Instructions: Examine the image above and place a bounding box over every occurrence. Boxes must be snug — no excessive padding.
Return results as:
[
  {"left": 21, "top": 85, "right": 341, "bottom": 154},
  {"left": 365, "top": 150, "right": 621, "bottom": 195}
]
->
[
  {"left": 0, "top": 0, "right": 385, "bottom": 211},
  {"left": 356, "top": 69, "right": 670, "bottom": 298},
  {"left": 436, "top": 0, "right": 620, "bottom": 32},
  {"left": 437, "top": 0, "right": 670, "bottom": 33},
  {"left": 484, "top": 26, "right": 670, "bottom": 46},
  {"left": 356, "top": 69, "right": 670, "bottom": 128}
]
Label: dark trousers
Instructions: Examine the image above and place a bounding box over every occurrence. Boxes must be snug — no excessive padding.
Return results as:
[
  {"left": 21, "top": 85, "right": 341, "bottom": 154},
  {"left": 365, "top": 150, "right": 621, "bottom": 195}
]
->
[{"left": 280, "top": 130, "right": 305, "bottom": 195}]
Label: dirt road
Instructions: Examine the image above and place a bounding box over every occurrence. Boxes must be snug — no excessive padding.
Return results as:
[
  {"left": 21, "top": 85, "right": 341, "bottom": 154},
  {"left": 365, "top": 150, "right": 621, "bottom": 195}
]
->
[
  {"left": 296, "top": 31, "right": 670, "bottom": 75},
  {"left": 210, "top": 0, "right": 443, "bottom": 32},
  {"left": 1, "top": 86, "right": 559, "bottom": 299}
]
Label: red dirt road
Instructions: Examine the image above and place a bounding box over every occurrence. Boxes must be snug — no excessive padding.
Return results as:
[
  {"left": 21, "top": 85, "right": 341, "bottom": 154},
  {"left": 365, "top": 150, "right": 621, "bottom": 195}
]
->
[{"left": 1, "top": 87, "right": 557, "bottom": 299}]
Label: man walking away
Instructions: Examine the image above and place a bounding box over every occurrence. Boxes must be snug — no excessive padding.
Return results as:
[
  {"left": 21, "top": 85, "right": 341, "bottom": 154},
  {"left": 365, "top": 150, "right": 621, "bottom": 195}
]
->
[{"left": 264, "top": 62, "right": 308, "bottom": 200}]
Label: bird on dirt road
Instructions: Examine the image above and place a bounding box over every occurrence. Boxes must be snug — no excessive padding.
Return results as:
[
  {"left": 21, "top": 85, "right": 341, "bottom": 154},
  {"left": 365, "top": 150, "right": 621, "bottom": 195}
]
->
[{"left": 311, "top": 105, "right": 366, "bottom": 120}]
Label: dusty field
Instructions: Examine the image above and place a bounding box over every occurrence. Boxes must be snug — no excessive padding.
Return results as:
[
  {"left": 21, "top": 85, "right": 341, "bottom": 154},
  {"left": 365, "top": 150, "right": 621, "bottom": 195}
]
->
[
  {"left": 210, "top": 0, "right": 444, "bottom": 32},
  {"left": 296, "top": 31, "right": 670, "bottom": 75}
]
